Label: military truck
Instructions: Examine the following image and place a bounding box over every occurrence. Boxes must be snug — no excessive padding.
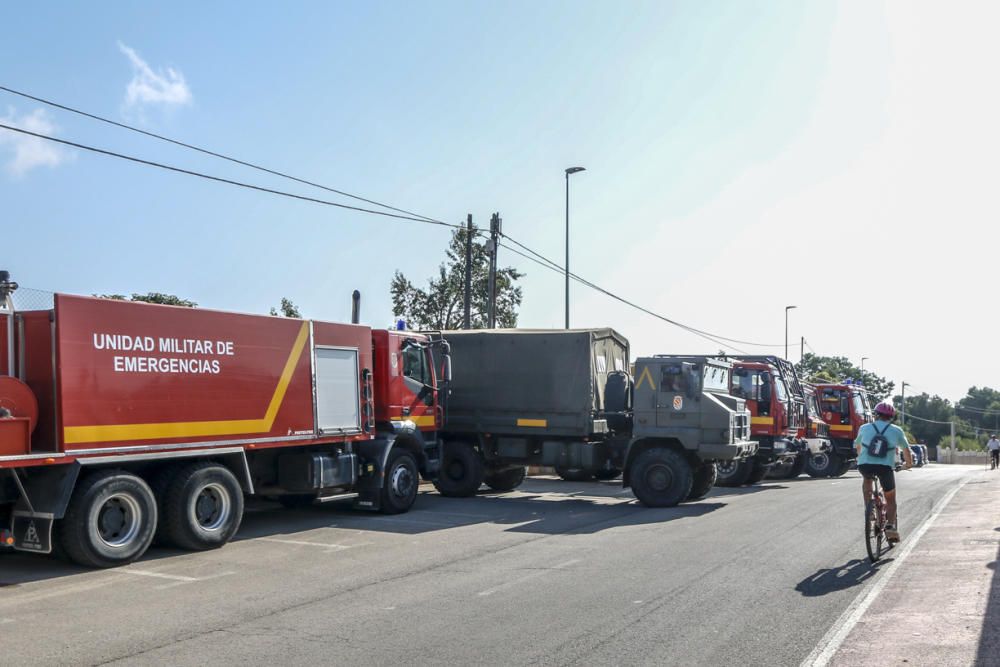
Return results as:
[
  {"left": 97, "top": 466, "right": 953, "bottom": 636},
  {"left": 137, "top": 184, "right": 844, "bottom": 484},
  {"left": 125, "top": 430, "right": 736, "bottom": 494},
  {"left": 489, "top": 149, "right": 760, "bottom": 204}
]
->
[{"left": 426, "top": 330, "right": 756, "bottom": 507}]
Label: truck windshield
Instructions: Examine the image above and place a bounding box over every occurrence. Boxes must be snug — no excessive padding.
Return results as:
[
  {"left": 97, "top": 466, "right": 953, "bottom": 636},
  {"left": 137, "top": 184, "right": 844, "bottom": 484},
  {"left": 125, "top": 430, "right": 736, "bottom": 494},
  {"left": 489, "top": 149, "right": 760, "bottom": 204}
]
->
[
  {"left": 732, "top": 369, "right": 770, "bottom": 403},
  {"left": 820, "top": 388, "right": 850, "bottom": 424},
  {"left": 807, "top": 394, "right": 821, "bottom": 420},
  {"left": 703, "top": 365, "right": 729, "bottom": 392},
  {"left": 402, "top": 344, "right": 431, "bottom": 387},
  {"left": 852, "top": 393, "right": 866, "bottom": 418}
]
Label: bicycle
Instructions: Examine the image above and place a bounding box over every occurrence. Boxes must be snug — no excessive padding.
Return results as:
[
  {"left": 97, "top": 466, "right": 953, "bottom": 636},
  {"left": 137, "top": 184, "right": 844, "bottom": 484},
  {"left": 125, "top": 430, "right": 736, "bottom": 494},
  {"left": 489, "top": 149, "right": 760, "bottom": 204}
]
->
[{"left": 864, "top": 474, "right": 898, "bottom": 564}]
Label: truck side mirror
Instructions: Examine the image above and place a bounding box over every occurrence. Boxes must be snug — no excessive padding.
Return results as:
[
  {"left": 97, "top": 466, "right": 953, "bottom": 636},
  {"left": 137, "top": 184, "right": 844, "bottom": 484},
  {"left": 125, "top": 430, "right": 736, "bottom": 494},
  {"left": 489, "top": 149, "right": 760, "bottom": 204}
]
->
[{"left": 443, "top": 355, "right": 453, "bottom": 384}]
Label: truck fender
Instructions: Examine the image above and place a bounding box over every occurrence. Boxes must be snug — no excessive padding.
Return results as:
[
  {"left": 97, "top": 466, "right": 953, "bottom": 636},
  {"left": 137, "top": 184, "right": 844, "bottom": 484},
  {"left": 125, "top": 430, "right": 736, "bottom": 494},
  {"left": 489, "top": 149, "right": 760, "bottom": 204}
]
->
[
  {"left": 10, "top": 461, "right": 82, "bottom": 519},
  {"left": 353, "top": 425, "right": 427, "bottom": 511}
]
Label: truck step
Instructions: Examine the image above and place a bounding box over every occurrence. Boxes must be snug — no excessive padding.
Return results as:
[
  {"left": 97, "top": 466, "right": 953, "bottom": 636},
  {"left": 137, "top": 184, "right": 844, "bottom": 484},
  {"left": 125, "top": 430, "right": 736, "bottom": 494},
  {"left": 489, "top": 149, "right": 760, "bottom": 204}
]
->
[{"left": 315, "top": 492, "right": 360, "bottom": 504}]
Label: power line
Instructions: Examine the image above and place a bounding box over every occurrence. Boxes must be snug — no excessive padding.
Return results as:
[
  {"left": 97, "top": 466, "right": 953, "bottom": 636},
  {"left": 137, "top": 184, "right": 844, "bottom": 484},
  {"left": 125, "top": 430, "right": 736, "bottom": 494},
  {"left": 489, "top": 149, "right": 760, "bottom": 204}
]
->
[
  {"left": 0, "top": 85, "right": 446, "bottom": 225},
  {"left": 499, "top": 241, "right": 751, "bottom": 354},
  {"left": 0, "top": 109, "right": 789, "bottom": 352},
  {"left": 0, "top": 123, "right": 463, "bottom": 229}
]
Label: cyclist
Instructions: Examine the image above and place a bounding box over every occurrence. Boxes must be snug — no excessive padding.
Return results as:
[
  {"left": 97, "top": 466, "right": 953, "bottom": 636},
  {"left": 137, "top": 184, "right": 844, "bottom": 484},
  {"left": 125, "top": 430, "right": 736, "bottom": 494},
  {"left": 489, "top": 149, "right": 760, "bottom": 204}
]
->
[
  {"left": 987, "top": 434, "right": 1000, "bottom": 470},
  {"left": 856, "top": 401, "right": 913, "bottom": 542}
]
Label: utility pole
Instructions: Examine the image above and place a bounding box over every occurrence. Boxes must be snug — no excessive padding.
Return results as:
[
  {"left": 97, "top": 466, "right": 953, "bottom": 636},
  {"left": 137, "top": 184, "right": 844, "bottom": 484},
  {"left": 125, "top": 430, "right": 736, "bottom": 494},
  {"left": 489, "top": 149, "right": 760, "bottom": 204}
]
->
[
  {"left": 901, "top": 381, "right": 909, "bottom": 430},
  {"left": 463, "top": 214, "right": 472, "bottom": 330},
  {"left": 800, "top": 336, "right": 804, "bottom": 364},
  {"left": 487, "top": 212, "right": 501, "bottom": 328}
]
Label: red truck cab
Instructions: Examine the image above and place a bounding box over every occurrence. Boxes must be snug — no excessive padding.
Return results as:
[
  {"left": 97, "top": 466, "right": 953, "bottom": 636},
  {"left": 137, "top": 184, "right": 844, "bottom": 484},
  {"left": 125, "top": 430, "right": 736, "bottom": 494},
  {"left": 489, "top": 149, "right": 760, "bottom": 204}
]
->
[
  {"left": 719, "top": 357, "right": 803, "bottom": 485},
  {"left": 809, "top": 382, "right": 872, "bottom": 477}
]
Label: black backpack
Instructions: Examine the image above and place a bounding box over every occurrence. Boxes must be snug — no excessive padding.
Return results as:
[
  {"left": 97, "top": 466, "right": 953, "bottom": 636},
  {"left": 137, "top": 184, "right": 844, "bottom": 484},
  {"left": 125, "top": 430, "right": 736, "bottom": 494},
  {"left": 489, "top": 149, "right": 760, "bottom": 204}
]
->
[{"left": 866, "top": 423, "right": 891, "bottom": 458}]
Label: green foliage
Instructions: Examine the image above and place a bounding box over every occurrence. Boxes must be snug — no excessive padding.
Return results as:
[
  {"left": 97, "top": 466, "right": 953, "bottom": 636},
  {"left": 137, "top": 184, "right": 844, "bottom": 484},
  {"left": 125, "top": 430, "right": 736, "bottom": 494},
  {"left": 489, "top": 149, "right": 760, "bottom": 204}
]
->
[
  {"left": 894, "top": 392, "right": 953, "bottom": 445},
  {"left": 270, "top": 298, "right": 301, "bottom": 318},
  {"left": 950, "top": 435, "right": 983, "bottom": 451},
  {"left": 391, "top": 226, "right": 524, "bottom": 330},
  {"left": 794, "top": 353, "right": 894, "bottom": 402},
  {"left": 97, "top": 292, "right": 197, "bottom": 307},
  {"left": 954, "top": 386, "right": 1000, "bottom": 433}
]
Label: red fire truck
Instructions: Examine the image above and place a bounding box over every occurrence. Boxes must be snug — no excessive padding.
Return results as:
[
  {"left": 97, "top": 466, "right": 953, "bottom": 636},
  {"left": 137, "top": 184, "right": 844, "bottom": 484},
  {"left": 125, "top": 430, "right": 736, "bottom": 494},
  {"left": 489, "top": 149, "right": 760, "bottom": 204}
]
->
[
  {"left": 0, "top": 273, "right": 448, "bottom": 567},
  {"left": 807, "top": 382, "right": 872, "bottom": 477}
]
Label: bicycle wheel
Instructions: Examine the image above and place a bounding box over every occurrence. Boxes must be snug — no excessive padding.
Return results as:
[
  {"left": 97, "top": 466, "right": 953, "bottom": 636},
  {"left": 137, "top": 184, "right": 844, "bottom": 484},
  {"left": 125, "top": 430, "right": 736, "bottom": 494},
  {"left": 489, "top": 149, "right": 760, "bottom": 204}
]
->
[{"left": 865, "top": 499, "right": 880, "bottom": 563}]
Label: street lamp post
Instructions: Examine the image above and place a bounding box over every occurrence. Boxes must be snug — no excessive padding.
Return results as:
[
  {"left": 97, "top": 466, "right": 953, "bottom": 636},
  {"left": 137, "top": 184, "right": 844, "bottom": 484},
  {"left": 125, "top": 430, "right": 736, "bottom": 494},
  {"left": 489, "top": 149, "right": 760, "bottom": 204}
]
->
[
  {"left": 564, "top": 167, "right": 585, "bottom": 329},
  {"left": 861, "top": 357, "right": 869, "bottom": 386},
  {"left": 784, "top": 305, "right": 797, "bottom": 360}
]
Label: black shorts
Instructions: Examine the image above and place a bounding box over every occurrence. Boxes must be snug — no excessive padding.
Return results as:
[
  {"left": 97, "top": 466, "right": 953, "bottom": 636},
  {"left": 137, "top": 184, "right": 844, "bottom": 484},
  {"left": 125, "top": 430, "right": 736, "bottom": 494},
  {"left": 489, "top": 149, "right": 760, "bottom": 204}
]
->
[{"left": 858, "top": 464, "right": 895, "bottom": 492}]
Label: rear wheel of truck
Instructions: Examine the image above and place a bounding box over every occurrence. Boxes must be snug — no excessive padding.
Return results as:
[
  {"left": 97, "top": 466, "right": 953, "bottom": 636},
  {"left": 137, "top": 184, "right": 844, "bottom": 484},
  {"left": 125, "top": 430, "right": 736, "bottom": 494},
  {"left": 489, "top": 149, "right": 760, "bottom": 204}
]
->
[
  {"left": 745, "top": 459, "right": 770, "bottom": 484},
  {"left": 484, "top": 466, "right": 526, "bottom": 492},
  {"left": 554, "top": 465, "right": 594, "bottom": 482},
  {"left": 593, "top": 467, "right": 623, "bottom": 481},
  {"left": 629, "top": 448, "right": 693, "bottom": 507},
  {"left": 58, "top": 470, "right": 158, "bottom": 568},
  {"left": 432, "top": 441, "right": 484, "bottom": 497},
  {"left": 714, "top": 459, "right": 752, "bottom": 486},
  {"left": 805, "top": 451, "right": 840, "bottom": 478},
  {"left": 380, "top": 449, "right": 420, "bottom": 514},
  {"left": 687, "top": 463, "right": 717, "bottom": 500},
  {"left": 161, "top": 463, "right": 244, "bottom": 551}
]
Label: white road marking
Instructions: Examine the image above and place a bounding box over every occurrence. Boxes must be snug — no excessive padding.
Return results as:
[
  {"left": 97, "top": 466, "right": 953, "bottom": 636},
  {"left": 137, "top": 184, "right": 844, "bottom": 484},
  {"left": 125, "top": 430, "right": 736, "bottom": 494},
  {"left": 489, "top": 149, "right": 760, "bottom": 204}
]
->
[
  {"left": 478, "top": 558, "right": 581, "bottom": 597},
  {"left": 117, "top": 569, "right": 235, "bottom": 584},
  {"left": 257, "top": 538, "right": 371, "bottom": 550},
  {"left": 0, "top": 618, "right": 14, "bottom": 625},
  {"left": 800, "top": 477, "right": 970, "bottom": 667}
]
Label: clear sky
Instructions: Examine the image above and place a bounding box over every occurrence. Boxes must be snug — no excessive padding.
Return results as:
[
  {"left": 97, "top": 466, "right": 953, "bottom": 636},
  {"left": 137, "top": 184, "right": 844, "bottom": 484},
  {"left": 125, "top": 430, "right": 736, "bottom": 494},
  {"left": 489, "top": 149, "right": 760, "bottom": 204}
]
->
[{"left": 2, "top": 1, "right": 996, "bottom": 401}]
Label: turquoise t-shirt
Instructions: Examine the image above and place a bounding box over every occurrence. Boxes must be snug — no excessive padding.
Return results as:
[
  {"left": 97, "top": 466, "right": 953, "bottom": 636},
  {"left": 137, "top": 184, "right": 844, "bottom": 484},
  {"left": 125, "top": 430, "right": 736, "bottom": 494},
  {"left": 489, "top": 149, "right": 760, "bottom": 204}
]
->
[{"left": 855, "top": 419, "right": 909, "bottom": 466}]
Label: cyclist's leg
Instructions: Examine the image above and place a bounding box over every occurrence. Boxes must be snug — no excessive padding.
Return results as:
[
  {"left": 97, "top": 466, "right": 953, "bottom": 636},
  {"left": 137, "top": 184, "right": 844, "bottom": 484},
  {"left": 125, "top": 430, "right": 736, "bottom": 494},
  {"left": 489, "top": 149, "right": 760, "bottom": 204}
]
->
[
  {"left": 880, "top": 466, "right": 898, "bottom": 533},
  {"left": 857, "top": 464, "right": 875, "bottom": 507}
]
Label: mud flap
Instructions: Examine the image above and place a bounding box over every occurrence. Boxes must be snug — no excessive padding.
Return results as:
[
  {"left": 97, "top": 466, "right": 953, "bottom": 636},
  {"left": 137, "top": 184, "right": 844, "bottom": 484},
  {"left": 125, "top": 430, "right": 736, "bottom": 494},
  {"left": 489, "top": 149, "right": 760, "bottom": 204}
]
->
[
  {"left": 352, "top": 438, "right": 393, "bottom": 512},
  {"left": 11, "top": 512, "right": 53, "bottom": 554}
]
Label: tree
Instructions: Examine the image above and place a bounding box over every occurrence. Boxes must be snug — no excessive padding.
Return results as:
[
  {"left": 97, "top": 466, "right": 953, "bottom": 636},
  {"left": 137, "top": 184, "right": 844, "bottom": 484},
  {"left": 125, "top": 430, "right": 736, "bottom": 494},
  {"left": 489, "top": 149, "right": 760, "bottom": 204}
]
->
[
  {"left": 97, "top": 292, "right": 197, "bottom": 307},
  {"left": 270, "top": 298, "right": 301, "bottom": 318},
  {"left": 391, "top": 226, "right": 524, "bottom": 330},
  {"left": 895, "top": 392, "right": 953, "bottom": 445},
  {"left": 794, "top": 353, "right": 895, "bottom": 402}
]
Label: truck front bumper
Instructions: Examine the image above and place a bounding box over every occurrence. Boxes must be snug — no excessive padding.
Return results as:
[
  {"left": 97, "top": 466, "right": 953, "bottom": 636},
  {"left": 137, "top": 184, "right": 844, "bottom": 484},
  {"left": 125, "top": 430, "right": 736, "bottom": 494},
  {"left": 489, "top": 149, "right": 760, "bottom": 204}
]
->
[
  {"left": 701, "top": 439, "right": 758, "bottom": 461},
  {"left": 803, "top": 438, "right": 831, "bottom": 455}
]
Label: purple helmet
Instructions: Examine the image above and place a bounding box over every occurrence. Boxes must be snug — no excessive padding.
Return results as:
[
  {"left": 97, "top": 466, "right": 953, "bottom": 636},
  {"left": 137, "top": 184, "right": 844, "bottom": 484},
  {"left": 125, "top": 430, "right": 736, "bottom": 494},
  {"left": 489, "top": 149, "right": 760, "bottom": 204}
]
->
[{"left": 874, "top": 401, "right": 896, "bottom": 419}]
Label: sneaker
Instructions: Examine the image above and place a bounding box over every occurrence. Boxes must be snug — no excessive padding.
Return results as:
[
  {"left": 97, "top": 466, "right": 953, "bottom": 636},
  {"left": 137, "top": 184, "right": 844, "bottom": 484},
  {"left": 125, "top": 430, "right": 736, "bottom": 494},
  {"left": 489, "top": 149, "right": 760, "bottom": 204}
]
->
[{"left": 885, "top": 524, "right": 900, "bottom": 542}]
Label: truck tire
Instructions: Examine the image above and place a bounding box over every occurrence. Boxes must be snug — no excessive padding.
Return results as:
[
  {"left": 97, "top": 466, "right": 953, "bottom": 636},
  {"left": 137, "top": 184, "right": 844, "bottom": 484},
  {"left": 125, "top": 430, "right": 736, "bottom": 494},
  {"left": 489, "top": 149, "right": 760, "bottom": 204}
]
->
[
  {"left": 687, "top": 463, "right": 717, "bottom": 500},
  {"left": 714, "top": 459, "right": 752, "bottom": 487},
  {"left": 57, "top": 470, "right": 157, "bottom": 568},
  {"left": 805, "top": 451, "right": 840, "bottom": 478},
  {"left": 788, "top": 453, "right": 807, "bottom": 478},
  {"left": 484, "top": 466, "right": 526, "bottom": 492},
  {"left": 160, "top": 463, "right": 244, "bottom": 551},
  {"left": 554, "top": 465, "right": 594, "bottom": 482},
  {"left": 380, "top": 449, "right": 420, "bottom": 514},
  {"left": 432, "top": 441, "right": 484, "bottom": 497},
  {"left": 746, "top": 459, "right": 770, "bottom": 485},
  {"left": 766, "top": 460, "right": 793, "bottom": 480},
  {"left": 593, "top": 467, "right": 623, "bottom": 481},
  {"left": 628, "top": 448, "right": 693, "bottom": 508},
  {"left": 832, "top": 458, "right": 853, "bottom": 477}
]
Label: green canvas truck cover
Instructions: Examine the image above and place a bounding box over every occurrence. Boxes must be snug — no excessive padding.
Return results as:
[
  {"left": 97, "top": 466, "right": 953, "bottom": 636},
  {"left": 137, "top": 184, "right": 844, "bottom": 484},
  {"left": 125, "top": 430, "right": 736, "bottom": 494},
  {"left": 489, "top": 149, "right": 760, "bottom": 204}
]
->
[{"left": 433, "top": 328, "right": 630, "bottom": 437}]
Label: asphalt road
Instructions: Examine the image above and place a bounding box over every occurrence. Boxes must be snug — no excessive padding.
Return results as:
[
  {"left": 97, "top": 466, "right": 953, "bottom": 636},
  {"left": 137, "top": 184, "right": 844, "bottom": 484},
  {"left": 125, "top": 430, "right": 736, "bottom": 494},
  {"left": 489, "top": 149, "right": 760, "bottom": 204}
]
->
[{"left": 0, "top": 464, "right": 977, "bottom": 666}]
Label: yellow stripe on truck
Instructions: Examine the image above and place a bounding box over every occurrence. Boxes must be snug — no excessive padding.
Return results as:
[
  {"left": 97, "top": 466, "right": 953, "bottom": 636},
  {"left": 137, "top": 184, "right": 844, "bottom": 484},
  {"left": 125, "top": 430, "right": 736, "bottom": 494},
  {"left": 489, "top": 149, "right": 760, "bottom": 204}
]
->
[
  {"left": 517, "top": 418, "right": 548, "bottom": 427},
  {"left": 63, "top": 321, "right": 310, "bottom": 445},
  {"left": 390, "top": 415, "right": 436, "bottom": 427},
  {"left": 751, "top": 416, "right": 774, "bottom": 425},
  {"left": 829, "top": 424, "right": 854, "bottom": 432}
]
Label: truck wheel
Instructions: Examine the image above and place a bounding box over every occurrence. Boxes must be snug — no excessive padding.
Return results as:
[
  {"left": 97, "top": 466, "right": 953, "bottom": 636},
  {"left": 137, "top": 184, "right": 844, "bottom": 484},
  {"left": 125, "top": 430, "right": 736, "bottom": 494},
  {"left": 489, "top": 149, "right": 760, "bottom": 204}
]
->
[
  {"left": 380, "top": 449, "right": 420, "bottom": 514},
  {"left": 628, "top": 448, "right": 693, "bottom": 507},
  {"left": 805, "top": 452, "right": 840, "bottom": 478},
  {"left": 57, "top": 470, "right": 157, "bottom": 568},
  {"left": 554, "top": 465, "right": 594, "bottom": 482},
  {"left": 161, "top": 463, "right": 244, "bottom": 551},
  {"left": 788, "top": 453, "right": 807, "bottom": 478},
  {"left": 593, "top": 467, "right": 623, "bottom": 481},
  {"left": 432, "top": 441, "right": 484, "bottom": 497},
  {"left": 484, "top": 466, "right": 526, "bottom": 492},
  {"left": 746, "top": 459, "right": 769, "bottom": 485},
  {"left": 687, "top": 463, "right": 717, "bottom": 500},
  {"left": 714, "top": 459, "right": 752, "bottom": 487},
  {"left": 832, "top": 458, "right": 853, "bottom": 477}
]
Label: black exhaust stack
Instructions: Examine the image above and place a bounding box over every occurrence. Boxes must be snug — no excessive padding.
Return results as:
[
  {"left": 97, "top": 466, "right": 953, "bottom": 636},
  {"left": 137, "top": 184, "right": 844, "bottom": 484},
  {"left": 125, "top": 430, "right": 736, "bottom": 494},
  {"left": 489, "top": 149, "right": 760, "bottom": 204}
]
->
[{"left": 351, "top": 290, "right": 361, "bottom": 324}]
